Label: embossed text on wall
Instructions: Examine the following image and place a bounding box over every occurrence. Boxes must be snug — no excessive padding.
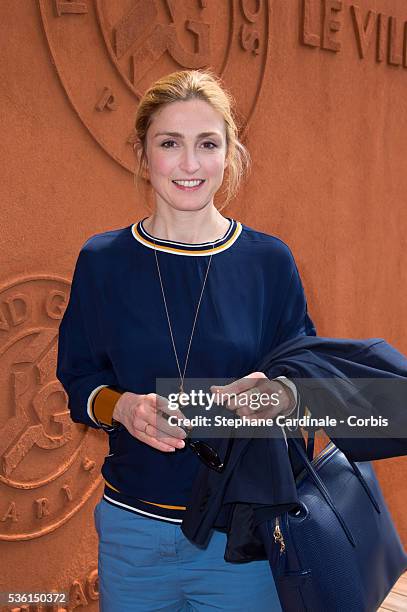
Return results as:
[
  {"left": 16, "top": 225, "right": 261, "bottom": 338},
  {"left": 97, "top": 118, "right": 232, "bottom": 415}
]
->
[{"left": 301, "top": 0, "right": 407, "bottom": 67}]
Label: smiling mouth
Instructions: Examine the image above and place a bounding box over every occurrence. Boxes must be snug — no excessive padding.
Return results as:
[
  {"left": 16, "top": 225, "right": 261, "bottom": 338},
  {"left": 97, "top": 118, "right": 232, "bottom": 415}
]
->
[{"left": 172, "top": 179, "right": 206, "bottom": 191}]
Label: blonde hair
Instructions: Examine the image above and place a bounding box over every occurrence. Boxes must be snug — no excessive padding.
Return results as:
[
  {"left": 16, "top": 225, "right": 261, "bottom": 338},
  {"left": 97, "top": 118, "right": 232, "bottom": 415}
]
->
[{"left": 130, "top": 69, "right": 251, "bottom": 211}]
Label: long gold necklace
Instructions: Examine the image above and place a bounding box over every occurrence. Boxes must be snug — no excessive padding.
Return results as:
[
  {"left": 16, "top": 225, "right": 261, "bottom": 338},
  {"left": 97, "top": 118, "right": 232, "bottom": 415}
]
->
[{"left": 153, "top": 236, "right": 215, "bottom": 395}]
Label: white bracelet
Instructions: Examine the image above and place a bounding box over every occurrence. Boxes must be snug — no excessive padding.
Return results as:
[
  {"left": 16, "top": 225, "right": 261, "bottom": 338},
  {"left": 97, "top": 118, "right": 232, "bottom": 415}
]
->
[
  {"left": 275, "top": 376, "right": 298, "bottom": 416},
  {"left": 274, "top": 376, "right": 301, "bottom": 432}
]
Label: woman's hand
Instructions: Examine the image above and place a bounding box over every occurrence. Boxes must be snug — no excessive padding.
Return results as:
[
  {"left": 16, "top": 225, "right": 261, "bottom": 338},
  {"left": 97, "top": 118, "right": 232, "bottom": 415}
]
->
[
  {"left": 112, "top": 392, "right": 188, "bottom": 452},
  {"left": 210, "top": 372, "right": 296, "bottom": 419}
]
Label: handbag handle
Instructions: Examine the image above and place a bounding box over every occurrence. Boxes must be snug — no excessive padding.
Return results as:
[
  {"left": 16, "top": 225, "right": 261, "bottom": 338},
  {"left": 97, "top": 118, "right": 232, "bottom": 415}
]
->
[
  {"left": 304, "top": 429, "right": 381, "bottom": 514},
  {"left": 289, "top": 435, "right": 381, "bottom": 547}
]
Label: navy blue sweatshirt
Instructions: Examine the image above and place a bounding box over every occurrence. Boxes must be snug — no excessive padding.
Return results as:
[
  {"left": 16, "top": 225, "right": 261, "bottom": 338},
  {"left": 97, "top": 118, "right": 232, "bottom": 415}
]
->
[{"left": 56, "top": 217, "right": 316, "bottom": 522}]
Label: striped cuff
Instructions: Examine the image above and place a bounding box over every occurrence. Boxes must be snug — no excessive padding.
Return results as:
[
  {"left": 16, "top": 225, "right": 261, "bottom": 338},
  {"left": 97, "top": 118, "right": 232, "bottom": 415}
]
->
[{"left": 87, "top": 385, "right": 124, "bottom": 430}]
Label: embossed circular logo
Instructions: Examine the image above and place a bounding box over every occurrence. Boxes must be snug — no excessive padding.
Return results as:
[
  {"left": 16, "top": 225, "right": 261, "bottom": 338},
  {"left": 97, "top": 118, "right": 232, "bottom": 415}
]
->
[
  {"left": 0, "top": 277, "right": 103, "bottom": 540},
  {"left": 38, "top": 0, "right": 269, "bottom": 171}
]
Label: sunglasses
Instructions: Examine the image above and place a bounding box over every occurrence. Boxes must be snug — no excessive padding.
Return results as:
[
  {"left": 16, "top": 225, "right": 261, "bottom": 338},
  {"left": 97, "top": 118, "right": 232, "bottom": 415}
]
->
[{"left": 183, "top": 430, "right": 234, "bottom": 472}]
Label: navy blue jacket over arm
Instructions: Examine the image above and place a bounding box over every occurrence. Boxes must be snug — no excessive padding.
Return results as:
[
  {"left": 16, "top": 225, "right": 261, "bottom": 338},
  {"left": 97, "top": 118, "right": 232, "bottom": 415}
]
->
[{"left": 181, "top": 335, "right": 407, "bottom": 561}]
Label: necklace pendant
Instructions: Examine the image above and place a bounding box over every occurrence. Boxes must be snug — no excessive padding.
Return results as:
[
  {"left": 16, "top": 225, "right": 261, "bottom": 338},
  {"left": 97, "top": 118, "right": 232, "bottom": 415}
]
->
[{"left": 179, "top": 384, "right": 184, "bottom": 394}]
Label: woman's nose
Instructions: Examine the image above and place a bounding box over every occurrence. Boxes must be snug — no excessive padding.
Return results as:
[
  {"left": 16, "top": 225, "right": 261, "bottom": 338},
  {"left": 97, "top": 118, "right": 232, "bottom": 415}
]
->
[{"left": 179, "top": 148, "right": 201, "bottom": 172}]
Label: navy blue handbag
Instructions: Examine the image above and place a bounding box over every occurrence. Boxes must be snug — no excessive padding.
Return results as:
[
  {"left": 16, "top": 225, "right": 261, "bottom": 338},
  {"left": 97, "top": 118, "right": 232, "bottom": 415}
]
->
[{"left": 265, "top": 435, "right": 407, "bottom": 612}]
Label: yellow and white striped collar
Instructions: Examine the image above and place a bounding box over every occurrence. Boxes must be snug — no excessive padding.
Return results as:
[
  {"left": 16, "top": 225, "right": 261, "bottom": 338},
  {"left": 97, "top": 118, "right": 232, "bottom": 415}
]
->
[{"left": 131, "top": 217, "right": 242, "bottom": 256}]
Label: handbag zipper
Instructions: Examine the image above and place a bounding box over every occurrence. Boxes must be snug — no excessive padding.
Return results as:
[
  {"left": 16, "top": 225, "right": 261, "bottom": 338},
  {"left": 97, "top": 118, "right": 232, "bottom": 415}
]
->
[
  {"left": 273, "top": 439, "right": 334, "bottom": 555},
  {"left": 273, "top": 516, "right": 286, "bottom": 554}
]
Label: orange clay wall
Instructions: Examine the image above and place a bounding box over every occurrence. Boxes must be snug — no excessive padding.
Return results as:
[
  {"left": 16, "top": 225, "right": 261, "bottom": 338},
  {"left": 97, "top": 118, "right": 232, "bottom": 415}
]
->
[{"left": 0, "top": 1, "right": 406, "bottom": 609}]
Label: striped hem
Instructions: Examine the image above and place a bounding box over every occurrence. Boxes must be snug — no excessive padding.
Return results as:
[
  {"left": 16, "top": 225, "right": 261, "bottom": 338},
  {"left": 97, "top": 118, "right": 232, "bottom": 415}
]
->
[{"left": 103, "top": 483, "right": 186, "bottom": 523}]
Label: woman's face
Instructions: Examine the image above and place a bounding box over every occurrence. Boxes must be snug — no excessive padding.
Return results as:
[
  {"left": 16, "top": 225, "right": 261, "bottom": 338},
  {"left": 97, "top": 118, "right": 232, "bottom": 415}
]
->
[{"left": 144, "top": 99, "right": 228, "bottom": 212}]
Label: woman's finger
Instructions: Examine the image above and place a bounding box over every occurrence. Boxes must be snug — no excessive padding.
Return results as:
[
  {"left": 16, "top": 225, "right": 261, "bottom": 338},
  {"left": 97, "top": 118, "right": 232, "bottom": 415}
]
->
[
  {"left": 136, "top": 428, "right": 179, "bottom": 452},
  {"left": 236, "top": 388, "right": 291, "bottom": 417},
  {"left": 140, "top": 421, "right": 186, "bottom": 449},
  {"left": 210, "top": 372, "right": 267, "bottom": 405},
  {"left": 146, "top": 396, "right": 188, "bottom": 437},
  {"left": 154, "top": 411, "right": 188, "bottom": 440},
  {"left": 148, "top": 393, "right": 189, "bottom": 422}
]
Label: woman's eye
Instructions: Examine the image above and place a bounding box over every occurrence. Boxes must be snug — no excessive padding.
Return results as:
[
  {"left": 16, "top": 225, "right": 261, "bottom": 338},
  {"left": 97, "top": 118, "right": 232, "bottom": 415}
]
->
[
  {"left": 161, "top": 140, "right": 176, "bottom": 148},
  {"left": 202, "top": 141, "right": 217, "bottom": 149}
]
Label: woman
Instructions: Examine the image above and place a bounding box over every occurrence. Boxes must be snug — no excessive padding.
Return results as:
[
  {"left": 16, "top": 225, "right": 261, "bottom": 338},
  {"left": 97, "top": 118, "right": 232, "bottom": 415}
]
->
[{"left": 56, "top": 69, "right": 316, "bottom": 611}]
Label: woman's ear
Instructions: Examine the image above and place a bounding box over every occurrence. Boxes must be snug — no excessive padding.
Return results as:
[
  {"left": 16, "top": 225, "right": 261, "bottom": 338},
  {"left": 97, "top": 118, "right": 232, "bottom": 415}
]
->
[{"left": 133, "top": 141, "right": 146, "bottom": 164}]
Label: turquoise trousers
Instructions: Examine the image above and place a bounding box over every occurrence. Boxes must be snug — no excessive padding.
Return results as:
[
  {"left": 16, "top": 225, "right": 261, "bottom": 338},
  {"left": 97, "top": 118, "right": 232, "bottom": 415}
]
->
[{"left": 94, "top": 497, "right": 282, "bottom": 611}]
